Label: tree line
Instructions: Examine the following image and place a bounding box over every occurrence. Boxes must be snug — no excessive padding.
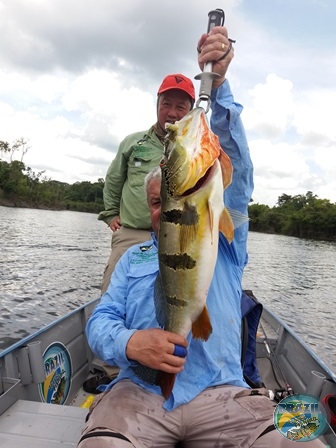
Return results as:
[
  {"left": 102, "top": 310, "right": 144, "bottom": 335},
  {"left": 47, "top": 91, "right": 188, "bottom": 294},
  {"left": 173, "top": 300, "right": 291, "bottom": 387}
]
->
[
  {"left": 1, "top": 139, "right": 335, "bottom": 241},
  {"left": 249, "top": 192, "right": 336, "bottom": 241},
  {"left": 0, "top": 139, "right": 104, "bottom": 213}
]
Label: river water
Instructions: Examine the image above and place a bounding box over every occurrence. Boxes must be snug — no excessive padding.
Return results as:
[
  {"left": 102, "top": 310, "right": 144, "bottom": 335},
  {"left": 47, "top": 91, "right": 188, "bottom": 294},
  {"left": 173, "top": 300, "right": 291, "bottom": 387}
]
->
[
  {"left": 1, "top": 206, "right": 335, "bottom": 373},
  {"left": 0, "top": 206, "right": 111, "bottom": 349}
]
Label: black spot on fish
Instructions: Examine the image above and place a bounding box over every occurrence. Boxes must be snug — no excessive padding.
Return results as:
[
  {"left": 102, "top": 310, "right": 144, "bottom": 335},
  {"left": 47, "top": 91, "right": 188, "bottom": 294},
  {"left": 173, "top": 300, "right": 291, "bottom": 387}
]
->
[
  {"left": 162, "top": 209, "right": 182, "bottom": 224},
  {"left": 162, "top": 203, "right": 199, "bottom": 226},
  {"left": 159, "top": 253, "right": 196, "bottom": 270},
  {"left": 166, "top": 296, "right": 188, "bottom": 308},
  {"left": 181, "top": 202, "right": 199, "bottom": 226}
]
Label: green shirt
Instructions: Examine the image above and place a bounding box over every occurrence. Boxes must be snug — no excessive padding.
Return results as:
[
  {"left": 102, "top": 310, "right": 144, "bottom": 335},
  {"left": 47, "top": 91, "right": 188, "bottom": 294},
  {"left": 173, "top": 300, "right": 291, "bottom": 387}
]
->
[{"left": 98, "top": 126, "right": 163, "bottom": 229}]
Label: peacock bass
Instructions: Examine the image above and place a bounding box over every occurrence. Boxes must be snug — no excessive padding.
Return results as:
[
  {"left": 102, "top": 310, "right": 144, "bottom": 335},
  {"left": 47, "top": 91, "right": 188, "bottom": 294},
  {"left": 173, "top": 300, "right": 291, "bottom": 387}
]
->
[{"left": 154, "top": 106, "right": 239, "bottom": 399}]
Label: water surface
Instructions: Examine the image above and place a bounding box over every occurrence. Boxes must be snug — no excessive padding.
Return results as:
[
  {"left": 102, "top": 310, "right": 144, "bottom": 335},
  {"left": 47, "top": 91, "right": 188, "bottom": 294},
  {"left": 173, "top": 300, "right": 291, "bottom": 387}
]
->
[{"left": 1, "top": 207, "right": 335, "bottom": 373}]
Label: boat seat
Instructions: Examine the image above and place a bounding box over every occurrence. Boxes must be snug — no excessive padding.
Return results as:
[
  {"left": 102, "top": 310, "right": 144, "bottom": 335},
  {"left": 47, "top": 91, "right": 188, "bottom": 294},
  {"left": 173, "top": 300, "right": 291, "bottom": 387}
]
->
[{"left": 0, "top": 399, "right": 87, "bottom": 447}]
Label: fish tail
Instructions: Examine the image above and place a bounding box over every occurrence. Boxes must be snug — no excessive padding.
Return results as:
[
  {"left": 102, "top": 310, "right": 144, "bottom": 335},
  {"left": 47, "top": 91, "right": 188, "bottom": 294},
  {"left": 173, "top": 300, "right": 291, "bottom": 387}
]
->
[
  {"left": 191, "top": 306, "right": 212, "bottom": 341},
  {"left": 156, "top": 371, "right": 176, "bottom": 400}
]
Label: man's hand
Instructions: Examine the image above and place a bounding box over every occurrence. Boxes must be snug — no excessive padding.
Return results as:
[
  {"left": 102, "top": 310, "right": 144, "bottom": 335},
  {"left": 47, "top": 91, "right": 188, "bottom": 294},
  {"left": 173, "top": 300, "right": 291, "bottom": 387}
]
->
[
  {"left": 126, "top": 328, "right": 188, "bottom": 374},
  {"left": 197, "top": 26, "right": 234, "bottom": 89},
  {"left": 109, "top": 216, "right": 121, "bottom": 232}
]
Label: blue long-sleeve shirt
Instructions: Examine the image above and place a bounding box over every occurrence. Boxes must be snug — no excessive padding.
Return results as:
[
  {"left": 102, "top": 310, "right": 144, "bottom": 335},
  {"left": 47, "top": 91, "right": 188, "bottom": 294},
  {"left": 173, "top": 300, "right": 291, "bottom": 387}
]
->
[{"left": 86, "top": 80, "right": 254, "bottom": 411}]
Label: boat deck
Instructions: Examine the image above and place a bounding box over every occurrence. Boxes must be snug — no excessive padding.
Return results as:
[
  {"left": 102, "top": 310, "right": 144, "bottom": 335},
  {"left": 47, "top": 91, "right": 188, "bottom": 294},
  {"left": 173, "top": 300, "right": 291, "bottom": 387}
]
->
[
  {"left": 1, "top": 299, "right": 335, "bottom": 447},
  {"left": 0, "top": 399, "right": 87, "bottom": 448}
]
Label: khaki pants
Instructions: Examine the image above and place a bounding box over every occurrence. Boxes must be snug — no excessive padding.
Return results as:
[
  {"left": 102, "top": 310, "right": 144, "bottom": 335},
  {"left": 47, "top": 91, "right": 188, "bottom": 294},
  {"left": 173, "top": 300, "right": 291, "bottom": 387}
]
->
[
  {"left": 101, "top": 227, "right": 152, "bottom": 294},
  {"left": 78, "top": 380, "right": 325, "bottom": 447}
]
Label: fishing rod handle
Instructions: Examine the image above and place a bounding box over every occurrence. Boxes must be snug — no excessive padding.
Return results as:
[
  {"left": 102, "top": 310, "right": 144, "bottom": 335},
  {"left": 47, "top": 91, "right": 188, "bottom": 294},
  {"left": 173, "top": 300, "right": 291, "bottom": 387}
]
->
[
  {"left": 204, "top": 9, "right": 225, "bottom": 74},
  {"left": 207, "top": 9, "right": 225, "bottom": 32},
  {"left": 195, "top": 9, "right": 225, "bottom": 111}
]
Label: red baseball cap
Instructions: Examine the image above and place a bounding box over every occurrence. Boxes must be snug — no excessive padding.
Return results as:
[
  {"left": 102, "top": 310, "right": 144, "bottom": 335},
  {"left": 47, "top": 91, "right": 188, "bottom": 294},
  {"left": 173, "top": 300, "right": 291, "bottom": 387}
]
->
[{"left": 157, "top": 74, "right": 195, "bottom": 101}]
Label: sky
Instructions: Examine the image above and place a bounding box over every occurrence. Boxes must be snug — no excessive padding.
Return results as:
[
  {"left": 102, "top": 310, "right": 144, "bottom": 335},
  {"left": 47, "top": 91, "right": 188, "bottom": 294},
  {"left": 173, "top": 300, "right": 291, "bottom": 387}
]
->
[{"left": 1, "top": 0, "right": 336, "bottom": 207}]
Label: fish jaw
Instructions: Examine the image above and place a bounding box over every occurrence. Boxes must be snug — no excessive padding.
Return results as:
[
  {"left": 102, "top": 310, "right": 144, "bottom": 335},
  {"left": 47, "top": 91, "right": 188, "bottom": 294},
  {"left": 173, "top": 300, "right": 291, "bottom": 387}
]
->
[{"left": 164, "top": 107, "right": 221, "bottom": 196}]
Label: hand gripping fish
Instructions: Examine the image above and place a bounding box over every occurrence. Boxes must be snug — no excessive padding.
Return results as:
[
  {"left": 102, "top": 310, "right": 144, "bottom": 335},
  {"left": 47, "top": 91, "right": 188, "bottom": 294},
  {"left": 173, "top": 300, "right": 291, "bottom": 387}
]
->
[{"left": 154, "top": 107, "right": 243, "bottom": 399}]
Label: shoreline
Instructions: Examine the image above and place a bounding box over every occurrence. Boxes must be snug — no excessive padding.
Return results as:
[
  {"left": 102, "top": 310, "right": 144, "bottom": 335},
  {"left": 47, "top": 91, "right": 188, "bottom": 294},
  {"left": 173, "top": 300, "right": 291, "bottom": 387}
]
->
[{"left": 0, "top": 199, "right": 62, "bottom": 211}]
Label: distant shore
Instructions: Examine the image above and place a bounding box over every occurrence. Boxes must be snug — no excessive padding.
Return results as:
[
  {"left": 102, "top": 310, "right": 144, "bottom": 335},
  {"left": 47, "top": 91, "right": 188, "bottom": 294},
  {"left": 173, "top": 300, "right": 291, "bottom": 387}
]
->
[
  {"left": 0, "top": 198, "right": 94, "bottom": 214},
  {"left": 0, "top": 198, "right": 61, "bottom": 211}
]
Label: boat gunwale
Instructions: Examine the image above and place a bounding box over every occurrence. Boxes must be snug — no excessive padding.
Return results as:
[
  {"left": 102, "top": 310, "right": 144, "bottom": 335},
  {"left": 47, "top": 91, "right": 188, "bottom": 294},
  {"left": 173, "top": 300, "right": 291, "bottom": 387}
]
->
[
  {"left": 0, "top": 297, "right": 100, "bottom": 358},
  {"left": 262, "top": 306, "right": 336, "bottom": 382}
]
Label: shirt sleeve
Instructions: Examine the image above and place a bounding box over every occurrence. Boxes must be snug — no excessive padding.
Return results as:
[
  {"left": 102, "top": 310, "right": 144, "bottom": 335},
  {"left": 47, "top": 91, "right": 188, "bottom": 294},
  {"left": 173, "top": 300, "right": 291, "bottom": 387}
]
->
[
  {"left": 97, "top": 140, "right": 128, "bottom": 226},
  {"left": 210, "top": 80, "right": 254, "bottom": 267},
  {"left": 85, "top": 253, "right": 137, "bottom": 369}
]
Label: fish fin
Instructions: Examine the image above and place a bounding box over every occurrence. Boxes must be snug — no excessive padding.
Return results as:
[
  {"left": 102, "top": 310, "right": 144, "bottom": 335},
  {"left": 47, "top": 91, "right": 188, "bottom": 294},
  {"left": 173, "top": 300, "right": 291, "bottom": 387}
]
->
[
  {"left": 219, "top": 148, "right": 233, "bottom": 189},
  {"left": 156, "top": 371, "right": 176, "bottom": 400},
  {"left": 207, "top": 200, "right": 215, "bottom": 244},
  {"left": 191, "top": 306, "right": 212, "bottom": 341},
  {"left": 219, "top": 207, "right": 235, "bottom": 243},
  {"left": 154, "top": 274, "right": 166, "bottom": 328},
  {"left": 227, "top": 208, "right": 250, "bottom": 229}
]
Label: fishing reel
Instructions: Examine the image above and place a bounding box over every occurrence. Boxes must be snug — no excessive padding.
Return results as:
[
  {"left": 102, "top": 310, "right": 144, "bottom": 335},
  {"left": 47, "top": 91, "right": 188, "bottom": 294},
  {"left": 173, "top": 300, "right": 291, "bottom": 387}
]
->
[{"left": 274, "top": 387, "right": 295, "bottom": 402}]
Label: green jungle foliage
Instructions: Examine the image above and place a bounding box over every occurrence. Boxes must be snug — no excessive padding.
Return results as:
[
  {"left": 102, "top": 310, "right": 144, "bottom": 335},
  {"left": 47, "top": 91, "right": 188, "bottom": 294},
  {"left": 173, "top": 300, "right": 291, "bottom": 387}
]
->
[
  {"left": 1, "top": 139, "right": 335, "bottom": 241},
  {"left": 249, "top": 192, "right": 336, "bottom": 241},
  {"left": 0, "top": 159, "right": 104, "bottom": 214}
]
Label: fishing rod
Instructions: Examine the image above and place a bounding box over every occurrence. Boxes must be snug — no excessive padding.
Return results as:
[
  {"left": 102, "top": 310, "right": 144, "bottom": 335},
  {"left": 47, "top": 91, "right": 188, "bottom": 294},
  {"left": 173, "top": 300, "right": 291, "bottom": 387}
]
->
[{"left": 259, "top": 319, "right": 294, "bottom": 400}]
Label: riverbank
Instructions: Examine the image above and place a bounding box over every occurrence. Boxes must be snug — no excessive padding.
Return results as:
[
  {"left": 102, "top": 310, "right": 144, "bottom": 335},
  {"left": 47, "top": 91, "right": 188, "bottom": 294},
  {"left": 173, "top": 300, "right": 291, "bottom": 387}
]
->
[
  {"left": 0, "top": 198, "right": 60, "bottom": 210},
  {"left": 0, "top": 198, "right": 98, "bottom": 214}
]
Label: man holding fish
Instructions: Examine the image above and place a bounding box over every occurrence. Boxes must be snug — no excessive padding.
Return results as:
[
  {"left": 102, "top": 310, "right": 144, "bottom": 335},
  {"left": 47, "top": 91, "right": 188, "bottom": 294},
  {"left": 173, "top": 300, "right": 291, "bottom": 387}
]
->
[{"left": 79, "top": 24, "right": 324, "bottom": 448}]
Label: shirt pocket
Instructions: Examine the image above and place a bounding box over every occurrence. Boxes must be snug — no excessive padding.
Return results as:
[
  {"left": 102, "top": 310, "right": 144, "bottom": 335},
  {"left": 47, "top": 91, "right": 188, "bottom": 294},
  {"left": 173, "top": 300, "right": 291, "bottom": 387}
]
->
[{"left": 128, "top": 146, "right": 162, "bottom": 187}]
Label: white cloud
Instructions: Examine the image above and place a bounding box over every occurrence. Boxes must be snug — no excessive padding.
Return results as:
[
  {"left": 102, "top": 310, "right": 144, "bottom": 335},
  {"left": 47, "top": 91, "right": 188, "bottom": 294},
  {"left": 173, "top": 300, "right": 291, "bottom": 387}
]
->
[
  {"left": 0, "top": 67, "right": 157, "bottom": 183},
  {"left": 62, "top": 69, "right": 156, "bottom": 142},
  {"left": 294, "top": 89, "right": 336, "bottom": 145},
  {"left": 1, "top": 0, "right": 336, "bottom": 206},
  {"left": 244, "top": 74, "right": 294, "bottom": 139},
  {"left": 250, "top": 139, "right": 310, "bottom": 205}
]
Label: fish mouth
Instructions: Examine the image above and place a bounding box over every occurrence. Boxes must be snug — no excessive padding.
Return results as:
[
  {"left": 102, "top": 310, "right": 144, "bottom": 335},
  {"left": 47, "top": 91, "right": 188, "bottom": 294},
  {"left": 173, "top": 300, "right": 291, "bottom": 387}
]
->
[
  {"left": 180, "top": 161, "right": 215, "bottom": 197},
  {"left": 164, "top": 107, "right": 221, "bottom": 196}
]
